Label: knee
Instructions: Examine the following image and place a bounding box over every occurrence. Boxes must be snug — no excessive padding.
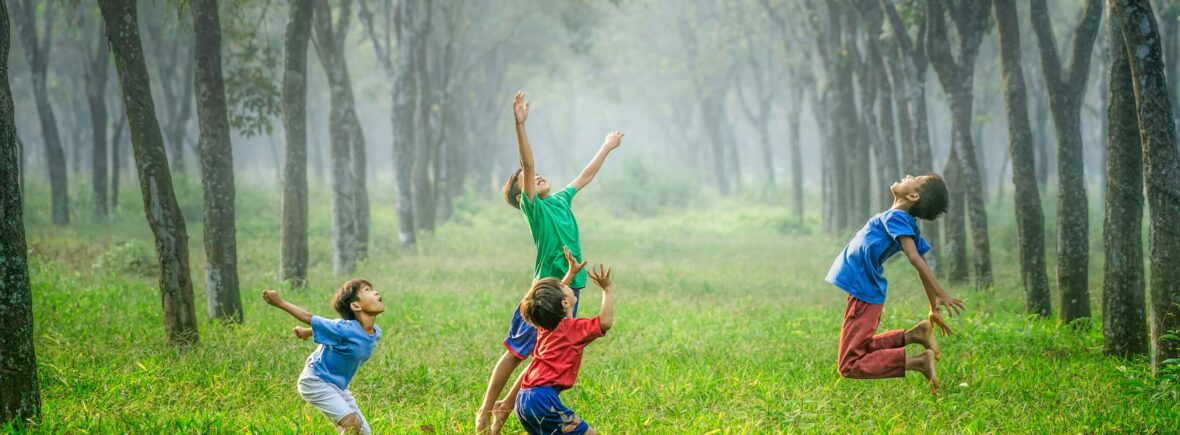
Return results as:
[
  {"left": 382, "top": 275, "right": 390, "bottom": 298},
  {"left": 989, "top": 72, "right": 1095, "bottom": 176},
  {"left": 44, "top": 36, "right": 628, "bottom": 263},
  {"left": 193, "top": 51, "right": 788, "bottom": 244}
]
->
[
  {"left": 338, "top": 413, "right": 362, "bottom": 434},
  {"left": 837, "top": 361, "right": 855, "bottom": 378}
]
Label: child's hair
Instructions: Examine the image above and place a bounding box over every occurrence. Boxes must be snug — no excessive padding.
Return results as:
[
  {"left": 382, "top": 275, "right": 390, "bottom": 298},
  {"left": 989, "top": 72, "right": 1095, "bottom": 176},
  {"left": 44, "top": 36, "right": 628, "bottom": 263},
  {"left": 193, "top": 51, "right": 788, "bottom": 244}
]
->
[
  {"left": 910, "top": 174, "right": 949, "bottom": 220},
  {"left": 331, "top": 278, "right": 373, "bottom": 321},
  {"left": 502, "top": 168, "right": 524, "bottom": 209},
  {"left": 520, "top": 278, "right": 567, "bottom": 330}
]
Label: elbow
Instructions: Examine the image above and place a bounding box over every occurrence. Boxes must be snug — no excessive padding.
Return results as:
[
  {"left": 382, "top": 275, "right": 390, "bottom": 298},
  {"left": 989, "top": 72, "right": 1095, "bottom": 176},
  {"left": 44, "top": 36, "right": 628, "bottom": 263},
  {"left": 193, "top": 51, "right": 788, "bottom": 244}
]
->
[{"left": 599, "top": 320, "right": 613, "bottom": 334}]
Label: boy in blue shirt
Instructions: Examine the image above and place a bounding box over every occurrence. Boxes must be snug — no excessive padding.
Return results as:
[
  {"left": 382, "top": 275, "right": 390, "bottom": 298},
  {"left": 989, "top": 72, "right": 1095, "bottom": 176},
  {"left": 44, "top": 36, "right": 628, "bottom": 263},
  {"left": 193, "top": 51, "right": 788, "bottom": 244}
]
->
[
  {"left": 263, "top": 279, "right": 384, "bottom": 434},
  {"left": 826, "top": 174, "right": 964, "bottom": 394}
]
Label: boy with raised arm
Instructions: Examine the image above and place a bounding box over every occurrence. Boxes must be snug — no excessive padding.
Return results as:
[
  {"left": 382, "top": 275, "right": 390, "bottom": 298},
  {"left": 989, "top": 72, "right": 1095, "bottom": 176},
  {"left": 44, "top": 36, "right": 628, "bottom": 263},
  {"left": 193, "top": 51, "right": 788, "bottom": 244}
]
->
[
  {"left": 475, "top": 91, "right": 624, "bottom": 433},
  {"left": 826, "top": 174, "right": 965, "bottom": 394},
  {"left": 262, "top": 280, "right": 384, "bottom": 434}
]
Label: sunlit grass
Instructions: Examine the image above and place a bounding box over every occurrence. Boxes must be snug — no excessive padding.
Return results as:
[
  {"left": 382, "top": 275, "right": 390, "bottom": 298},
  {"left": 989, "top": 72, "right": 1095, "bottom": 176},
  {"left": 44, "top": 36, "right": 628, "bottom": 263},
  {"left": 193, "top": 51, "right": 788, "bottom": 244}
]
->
[{"left": 10, "top": 176, "right": 1177, "bottom": 432}]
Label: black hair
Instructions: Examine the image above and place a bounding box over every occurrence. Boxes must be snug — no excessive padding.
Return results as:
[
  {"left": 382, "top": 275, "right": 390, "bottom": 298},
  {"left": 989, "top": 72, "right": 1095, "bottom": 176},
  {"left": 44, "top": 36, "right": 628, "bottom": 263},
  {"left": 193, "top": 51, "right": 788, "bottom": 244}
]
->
[
  {"left": 520, "top": 278, "right": 567, "bottom": 331},
  {"left": 910, "top": 174, "right": 948, "bottom": 220},
  {"left": 502, "top": 168, "right": 523, "bottom": 209},
  {"left": 331, "top": 278, "right": 373, "bottom": 321}
]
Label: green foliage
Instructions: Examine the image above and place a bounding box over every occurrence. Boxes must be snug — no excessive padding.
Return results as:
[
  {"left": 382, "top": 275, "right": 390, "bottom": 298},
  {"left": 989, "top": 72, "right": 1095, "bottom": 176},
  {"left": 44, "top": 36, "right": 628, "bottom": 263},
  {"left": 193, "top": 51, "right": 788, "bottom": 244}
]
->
[
  {"left": 591, "top": 158, "right": 699, "bottom": 217},
  {"left": 222, "top": 0, "right": 282, "bottom": 137},
  {"left": 91, "top": 240, "right": 155, "bottom": 278}
]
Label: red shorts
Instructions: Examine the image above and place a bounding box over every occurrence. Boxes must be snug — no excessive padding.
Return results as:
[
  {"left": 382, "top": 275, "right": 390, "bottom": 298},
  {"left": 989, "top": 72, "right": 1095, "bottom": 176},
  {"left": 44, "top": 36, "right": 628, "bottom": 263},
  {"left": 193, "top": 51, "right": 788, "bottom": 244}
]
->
[{"left": 837, "top": 295, "right": 906, "bottom": 379}]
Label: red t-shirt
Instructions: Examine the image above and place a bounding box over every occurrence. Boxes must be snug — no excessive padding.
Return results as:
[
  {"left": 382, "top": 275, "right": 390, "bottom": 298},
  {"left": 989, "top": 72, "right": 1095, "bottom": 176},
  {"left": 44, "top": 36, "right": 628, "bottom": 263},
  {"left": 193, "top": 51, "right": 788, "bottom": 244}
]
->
[{"left": 521, "top": 316, "right": 605, "bottom": 390}]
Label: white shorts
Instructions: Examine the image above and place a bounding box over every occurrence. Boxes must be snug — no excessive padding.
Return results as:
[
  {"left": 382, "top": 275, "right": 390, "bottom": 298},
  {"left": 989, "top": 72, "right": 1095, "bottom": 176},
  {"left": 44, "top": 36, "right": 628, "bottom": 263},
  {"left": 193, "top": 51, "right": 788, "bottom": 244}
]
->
[{"left": 297, "top": 366, "right": 372, "bottom": 434}]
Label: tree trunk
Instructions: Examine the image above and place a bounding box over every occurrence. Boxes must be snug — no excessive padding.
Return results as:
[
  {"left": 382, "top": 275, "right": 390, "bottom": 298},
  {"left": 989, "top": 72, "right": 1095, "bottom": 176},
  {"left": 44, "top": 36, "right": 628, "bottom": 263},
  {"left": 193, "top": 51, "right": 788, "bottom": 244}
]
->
[
  {"left": 12, "top": 0, "right": 67, "bottom": 225},
  {"left": 167, "top": 59, "right": 195, "bottom": 175},
  {"left": 391, "top": 0, "right": 420, "bottom": 246},
  {"left": 0, "top": 1, "right": 41, "bottom": 421},
  {"left": 190, "top": 0, "right": 241, "bottom": 323},
  {"left": 994, "top": 0, "right": 1052, "bottom": 317},
  {"left": 413, "top": 25, "right": 437, "bottom": 234},
  {"left": 86, "top": 23, "right": 111, "bottom": 221},
  {"left": 99, "top": 0, "right": 199, "bottom": 345},
  {"left": 1102, "top": 3, "right": 1147, "bottom": 356},
  {"left": 1112, "top": 0, "right": 1180, "bottom": 375},
  {"left": 787, "top": 85, "right": 804, "bottom": 222},
  {"left": 313, "top": 0, "right": 358, "bottom": 275},
  {"left": 941, "top": 148, "right": 970, "bottom": 283},
  {"left": 1031, "top": 0, "right": 1102, "bottom": 323},
  {"left": 110, "top": 111, "right": 127, "bottom": 210},
  {"left": 281, "top": 0, "right": 313, "bottom": 287}
]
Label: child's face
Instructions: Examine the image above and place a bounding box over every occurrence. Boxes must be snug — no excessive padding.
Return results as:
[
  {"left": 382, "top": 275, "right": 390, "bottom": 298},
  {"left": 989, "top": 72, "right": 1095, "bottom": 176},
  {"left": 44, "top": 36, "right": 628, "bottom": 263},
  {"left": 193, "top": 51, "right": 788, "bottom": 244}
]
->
[
  {"left": 891, "top": 174, "right": 932, "bottom": 203},
  {"left": 352, "top": 285, "right": 385, "bottom": 316},
  {"left": 560, "top": 284, "right": 576, "bottom": 317}
]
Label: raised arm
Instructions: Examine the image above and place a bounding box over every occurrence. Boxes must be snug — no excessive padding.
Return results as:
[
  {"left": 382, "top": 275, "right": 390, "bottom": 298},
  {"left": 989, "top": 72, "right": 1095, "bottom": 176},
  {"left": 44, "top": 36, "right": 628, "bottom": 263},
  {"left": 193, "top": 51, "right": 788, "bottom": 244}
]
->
[
  {"left": 588, "top": 264, "right": 614, "bottom": 333},
  {"left": 570, "top": 131, "right": 624, "bottom": 191},
  {"left": 514, "top": 92, "right": 537, "bottom": 200},
  {"left": 262, "top": 289, "right": 313, "bottom": 325},
  {"left": 900, "top": 237, "right": 965, "bottom": 335}
]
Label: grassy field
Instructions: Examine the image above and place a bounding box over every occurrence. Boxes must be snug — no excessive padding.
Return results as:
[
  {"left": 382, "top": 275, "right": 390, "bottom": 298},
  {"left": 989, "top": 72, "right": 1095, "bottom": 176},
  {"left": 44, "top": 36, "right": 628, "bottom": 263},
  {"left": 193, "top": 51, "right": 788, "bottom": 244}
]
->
[{"left": 11, "top": 177, "right": 1179, "bottom": 433}]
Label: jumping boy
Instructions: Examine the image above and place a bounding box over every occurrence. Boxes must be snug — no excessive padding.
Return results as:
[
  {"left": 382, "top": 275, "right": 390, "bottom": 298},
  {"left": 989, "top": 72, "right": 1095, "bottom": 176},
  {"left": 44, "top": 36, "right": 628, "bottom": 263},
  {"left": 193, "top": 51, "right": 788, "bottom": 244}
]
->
[
  {"left": 262, "top": 280, "right": 384, "bottom": 434},
  {"left": 825, "top": 174, "right": 964, "bottom": 394},
  {"left": 474, "top": 91, "right": 623, "bottom": 433},
  {"left": 515, "top": 262, "right": 615, "bottom": 435}
]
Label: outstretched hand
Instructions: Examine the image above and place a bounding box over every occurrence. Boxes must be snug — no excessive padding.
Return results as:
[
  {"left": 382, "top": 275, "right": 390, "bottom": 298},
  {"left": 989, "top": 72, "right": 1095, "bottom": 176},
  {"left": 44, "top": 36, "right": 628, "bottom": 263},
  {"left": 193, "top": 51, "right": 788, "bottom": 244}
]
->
[
  {"left": 928, "top": 310, "right": 953, "bottom": 336},
  {"left": 588, "top": 264, "right": 613, "bottom": 292},
  {"left": 513, "top": 91, "right": 529, "bottom": 125},
  {"left": 564, "top": 246, "right": 587, "bottom": 278},
  {"left": 933, "top": 293, "right": 965, "bottom": 317},
  {"left": 603, "top": 130, "right": 624, "bottom": 150},
  {"left": 262, "top": 289, "right": 284, "bottom": 307}
]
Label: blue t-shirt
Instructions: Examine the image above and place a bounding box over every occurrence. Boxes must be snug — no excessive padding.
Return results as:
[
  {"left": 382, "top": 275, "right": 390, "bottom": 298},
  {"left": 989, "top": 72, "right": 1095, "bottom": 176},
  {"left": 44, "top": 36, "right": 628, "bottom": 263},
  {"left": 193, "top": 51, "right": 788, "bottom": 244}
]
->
[
  {"left": 306, "top": 316, "right": 382, "bottom": 390},
  {"left": 826, "top": 209, "right": 930, "bottom": 304}
]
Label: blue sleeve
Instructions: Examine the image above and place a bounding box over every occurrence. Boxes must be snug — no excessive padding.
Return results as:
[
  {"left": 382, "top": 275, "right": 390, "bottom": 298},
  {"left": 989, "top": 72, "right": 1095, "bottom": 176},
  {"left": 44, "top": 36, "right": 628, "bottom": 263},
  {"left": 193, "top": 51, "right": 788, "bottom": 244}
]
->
[
  {"left": 552, "top": 185, "right": 577, "bottom": 207},
  {"left": 884, "top": 211, "right": 918, "bottom": 241},
  {"left": 311, "top": 316, "right": 348, "bottom": 347}
]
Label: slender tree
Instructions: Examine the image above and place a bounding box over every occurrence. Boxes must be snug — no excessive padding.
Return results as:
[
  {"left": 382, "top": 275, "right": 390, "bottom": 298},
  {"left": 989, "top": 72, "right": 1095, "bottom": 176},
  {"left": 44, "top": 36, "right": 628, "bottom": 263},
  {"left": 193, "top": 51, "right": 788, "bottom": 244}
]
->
[
  {"left": 0, "top": 1, "right": 41, "bottom": 422},
  {"left": 190, "top": 0, "right": 241, "bottom": 322},
  {"left": 281, "top": 0, "right": 314, "bottom": 286},
  {"left": 85, "top": 21, "right": 111, "bottom": 220},
  {"left": 99, "top": 0, "right": 199, "bottom": 345},
  {"left": 313, "top": 0, "right": 361, "bottom": 273},
  {"left": 1031, "top": 0, "right": 1102, "bottom": 323},
  {"left": 993, "top": 0, "right": 1051, "bottom": 317},
  {"left": 11, "top": 0, "right": 68, "bottom": 225},
  {"left": 1102, "top": 0, "right": 1147, "bottom": 356},
  {"left": 925, "top": 0, "right": 993, "bottom": 288},
  {"left": 1111, "top": 0, "right": 1180, "bottom": 374}
]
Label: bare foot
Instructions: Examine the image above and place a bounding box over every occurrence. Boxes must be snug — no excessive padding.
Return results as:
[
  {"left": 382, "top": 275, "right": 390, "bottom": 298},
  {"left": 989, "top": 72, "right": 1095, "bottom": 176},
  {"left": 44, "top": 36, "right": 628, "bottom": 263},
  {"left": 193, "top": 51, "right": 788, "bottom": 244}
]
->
[
  {"left": 905, "top": 320, "right": 940, "bottom": 361},
  {"left": 490, "top": 400, "right": 513, "bottom": 434},
  {"left": 906, "top": 349, "right": 939, "bottom": 395}
]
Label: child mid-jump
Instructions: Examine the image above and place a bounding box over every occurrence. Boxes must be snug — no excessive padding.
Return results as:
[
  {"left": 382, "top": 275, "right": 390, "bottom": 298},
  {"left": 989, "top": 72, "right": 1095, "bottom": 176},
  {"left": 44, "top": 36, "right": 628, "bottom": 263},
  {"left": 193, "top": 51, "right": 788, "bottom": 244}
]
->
[
  {"left": 825, "top": 174, "right": 964, "bottom": 394},
  {"left": 474, "top": 91, "right": 624, "bottom": 433},
  {"left": 262, "top": 280, "right": 384, "bottom": 434},
  {"left": 516, "top": 260, "right": 615, "bottom": 435}
]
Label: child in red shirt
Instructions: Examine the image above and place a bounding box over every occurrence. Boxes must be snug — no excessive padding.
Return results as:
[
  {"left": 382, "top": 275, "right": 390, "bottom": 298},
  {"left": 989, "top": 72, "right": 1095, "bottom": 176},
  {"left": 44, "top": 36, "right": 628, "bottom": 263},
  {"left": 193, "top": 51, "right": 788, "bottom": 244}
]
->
[{"left": 514, "top": 263, "right": 615, "bottom": 435}]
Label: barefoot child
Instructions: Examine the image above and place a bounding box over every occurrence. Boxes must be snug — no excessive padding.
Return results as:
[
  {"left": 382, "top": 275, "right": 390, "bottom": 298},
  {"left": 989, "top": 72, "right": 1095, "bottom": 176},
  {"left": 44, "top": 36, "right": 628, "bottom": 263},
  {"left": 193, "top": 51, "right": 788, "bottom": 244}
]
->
[
  {"left": 825, "top": 174, "right": 965, "bottom": 394},
  {"left": 475, "top": 91, "right": 624, "bottom": 432},
  {"left": 515, "top": 263, "right": 615, "bottom": 435},
  {"left": 262, "top": 280, "right": 384, "bottom": 434}
]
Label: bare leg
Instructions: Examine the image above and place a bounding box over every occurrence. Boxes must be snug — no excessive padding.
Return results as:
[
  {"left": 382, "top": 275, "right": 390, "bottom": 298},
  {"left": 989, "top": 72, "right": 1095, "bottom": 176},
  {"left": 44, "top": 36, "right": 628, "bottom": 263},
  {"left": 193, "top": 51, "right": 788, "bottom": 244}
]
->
[
  {"left": 905, "top": 349, "right": 939, "bottom": 395},
  {"left": 904, "top": 319, "right": 940, "bottom": 360},
  {"left": 476, "top": 351, "right": 523, "bottom": 434},
  {"left": 337, "top": 413, "right": 363, "bottom": 434},
  {"left": 490, "top": 370, "right": 525, "bottom": 434}
]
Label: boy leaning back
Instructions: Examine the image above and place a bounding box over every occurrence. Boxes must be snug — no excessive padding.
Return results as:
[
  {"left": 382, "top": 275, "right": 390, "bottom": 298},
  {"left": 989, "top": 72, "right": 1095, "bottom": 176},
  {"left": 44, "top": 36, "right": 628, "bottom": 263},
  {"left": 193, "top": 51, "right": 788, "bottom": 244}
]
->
[
  {"left": 825, "top": 174, "right": 965, "bottom": 394},
  {"left": 262, "top": 280, "right": 384, "bottom": 434},
  {"left": 474, "top": 91, "right": 624, "bottom": 433}
]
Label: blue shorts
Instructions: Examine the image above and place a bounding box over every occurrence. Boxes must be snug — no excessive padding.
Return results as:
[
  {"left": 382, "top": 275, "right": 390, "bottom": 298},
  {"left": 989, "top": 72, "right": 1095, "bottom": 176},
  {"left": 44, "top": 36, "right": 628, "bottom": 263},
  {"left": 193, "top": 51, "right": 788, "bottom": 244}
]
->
[
  {"left": 503, "top": 287, "right": 581, "bottom": 360},
  {"left": 515, "top": 386, "right": 589, "bottom": 435}
]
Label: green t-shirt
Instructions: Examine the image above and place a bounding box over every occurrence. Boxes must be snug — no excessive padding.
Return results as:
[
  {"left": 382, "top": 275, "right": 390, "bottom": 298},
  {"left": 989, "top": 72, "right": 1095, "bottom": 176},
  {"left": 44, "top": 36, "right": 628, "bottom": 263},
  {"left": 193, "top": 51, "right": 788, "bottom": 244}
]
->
[{"left": 520, "top": 185, "right": 587, "bottom": 288}]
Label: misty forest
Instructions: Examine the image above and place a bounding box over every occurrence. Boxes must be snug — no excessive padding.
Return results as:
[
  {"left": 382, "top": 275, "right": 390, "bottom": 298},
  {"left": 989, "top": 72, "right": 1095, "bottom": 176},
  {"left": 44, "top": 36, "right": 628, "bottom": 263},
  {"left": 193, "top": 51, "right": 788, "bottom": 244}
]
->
[{"left": 1, "top": 0, "right": 1179, "bottom": 432}]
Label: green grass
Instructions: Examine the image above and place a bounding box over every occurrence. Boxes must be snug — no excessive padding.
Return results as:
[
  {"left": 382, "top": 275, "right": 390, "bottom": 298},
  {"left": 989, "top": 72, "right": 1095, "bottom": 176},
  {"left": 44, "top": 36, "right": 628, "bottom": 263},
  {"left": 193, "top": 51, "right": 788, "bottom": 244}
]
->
[{"left": 11, "top": 176, "right": 1178, "bottom": 433}]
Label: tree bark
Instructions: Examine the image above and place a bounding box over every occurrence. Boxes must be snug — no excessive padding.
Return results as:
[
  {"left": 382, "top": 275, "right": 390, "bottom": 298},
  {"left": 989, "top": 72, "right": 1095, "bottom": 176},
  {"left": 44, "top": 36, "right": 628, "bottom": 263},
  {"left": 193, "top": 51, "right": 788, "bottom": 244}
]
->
[
  {"left": 110, "top": 111, "right": 127, "bottom": 209},
  {"left": 313, "top": 0, "right": 359, "bottom": 274},
  {"left": 99, "top": 0, "right": 200, "bottom": 345},
  {"left": 0, "top": 1, "right": 41, "bottom": 421},
  {"left": 190, "top": 0, "right": 241, "bottom": 323},
  {"left": 1112, "top": 0, "right": 1180, "bottom": 375},
  {"left": 926, "top": 0, "right": 994, "bottom": 288},
  {"left": 787, "top": 78, "right": 805, "bottom": 222},
  {"left": 993, "top": 0, "right": 1052, "bottom": 317},
  {"left": 12, "top": 0, "right": 67, "bottom": 225},
  {"left": 391, "top": 0, "right": 421, "bottom": 246},
  {"left": 281, "top": 0, "right": 313, "bottom": 287},
  {"left": 1031, "top": 0, "right": 1102, "bottom": 323},
  {"left": 86, "top": 23, "right": 111, "bottom": 220},
  {"left": 1102, "top": 2, "right": 1147, "bottom": 356}
]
